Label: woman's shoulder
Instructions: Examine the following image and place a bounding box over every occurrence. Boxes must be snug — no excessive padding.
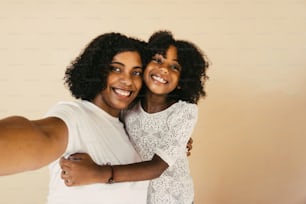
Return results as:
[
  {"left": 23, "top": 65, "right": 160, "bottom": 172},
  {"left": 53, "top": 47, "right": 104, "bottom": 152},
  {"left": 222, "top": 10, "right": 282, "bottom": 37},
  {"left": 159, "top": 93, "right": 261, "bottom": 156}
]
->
[{"left": 45, "top": 100, "right": 87, "bottom": 117}]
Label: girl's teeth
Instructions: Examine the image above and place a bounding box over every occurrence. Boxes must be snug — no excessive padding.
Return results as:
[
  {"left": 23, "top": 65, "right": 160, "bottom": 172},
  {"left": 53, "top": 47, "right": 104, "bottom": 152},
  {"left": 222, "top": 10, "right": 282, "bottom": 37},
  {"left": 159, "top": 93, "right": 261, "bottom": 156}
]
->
[{"left": 152, "top": 75, "right": 167, "bottom": 84}]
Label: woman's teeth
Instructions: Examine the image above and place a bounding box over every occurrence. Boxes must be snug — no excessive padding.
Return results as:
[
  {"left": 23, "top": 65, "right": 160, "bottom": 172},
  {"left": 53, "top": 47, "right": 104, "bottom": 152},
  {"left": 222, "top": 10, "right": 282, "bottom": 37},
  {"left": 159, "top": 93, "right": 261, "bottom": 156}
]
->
[{"left": 114, "top": 88, "right": 131, "bottom": 96}]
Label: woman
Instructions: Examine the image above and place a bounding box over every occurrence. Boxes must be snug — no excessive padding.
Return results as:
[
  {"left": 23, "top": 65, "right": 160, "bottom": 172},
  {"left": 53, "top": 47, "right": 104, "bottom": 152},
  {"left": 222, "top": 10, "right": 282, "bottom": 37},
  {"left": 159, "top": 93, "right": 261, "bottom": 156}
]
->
[{"left": 0, "top": 32, "right": 149, "bottom": 204}]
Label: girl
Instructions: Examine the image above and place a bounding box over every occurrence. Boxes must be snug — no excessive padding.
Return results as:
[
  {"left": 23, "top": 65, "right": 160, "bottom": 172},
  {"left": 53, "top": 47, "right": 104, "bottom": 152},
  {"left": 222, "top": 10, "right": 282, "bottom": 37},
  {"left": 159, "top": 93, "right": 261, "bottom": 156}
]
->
[{"left": 60, "top": 30, "right": 209, "bottom": 204}]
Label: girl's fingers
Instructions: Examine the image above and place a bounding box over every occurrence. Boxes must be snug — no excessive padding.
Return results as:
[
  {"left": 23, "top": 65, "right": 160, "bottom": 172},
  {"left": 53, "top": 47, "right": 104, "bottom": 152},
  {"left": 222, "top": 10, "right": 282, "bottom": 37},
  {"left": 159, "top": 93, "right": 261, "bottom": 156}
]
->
[
  {"left": 68, "top": 153, "right": 86, "bottom": 161},
  {"left": 60, "top": 157, "right": 71, "bottom": 169},
  {"left": 61, "top": 169, "right": 70, "bottom": 179}
]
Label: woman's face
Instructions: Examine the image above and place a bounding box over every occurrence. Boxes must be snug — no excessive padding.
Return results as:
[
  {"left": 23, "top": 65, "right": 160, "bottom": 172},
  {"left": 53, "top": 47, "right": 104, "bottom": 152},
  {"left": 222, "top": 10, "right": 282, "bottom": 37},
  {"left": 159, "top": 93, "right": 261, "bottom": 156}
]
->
[
  {"left": 143, "top": 45, "right": 182, "bottom": 96},
  {"left": 94, "top": 51, "right": 143, "bottom": 117}
]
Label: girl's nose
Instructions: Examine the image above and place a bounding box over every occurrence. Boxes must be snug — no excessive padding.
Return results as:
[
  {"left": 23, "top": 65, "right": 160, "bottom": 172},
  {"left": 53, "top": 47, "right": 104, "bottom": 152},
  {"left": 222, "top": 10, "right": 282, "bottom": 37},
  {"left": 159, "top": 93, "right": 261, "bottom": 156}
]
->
[{"left": 159, "top": 64, "right": 169, "bottom": 74}]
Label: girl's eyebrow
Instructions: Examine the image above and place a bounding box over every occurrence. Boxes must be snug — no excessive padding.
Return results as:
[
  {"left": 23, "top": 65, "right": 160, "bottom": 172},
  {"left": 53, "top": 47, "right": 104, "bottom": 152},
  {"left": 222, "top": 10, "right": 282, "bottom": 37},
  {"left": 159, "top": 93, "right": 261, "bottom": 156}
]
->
[
  {"left": 154, "top": 53, "right": 179, "bottom": 62},
  {"left": 166, "top": 57, "right": 179, "bottom": 63}
]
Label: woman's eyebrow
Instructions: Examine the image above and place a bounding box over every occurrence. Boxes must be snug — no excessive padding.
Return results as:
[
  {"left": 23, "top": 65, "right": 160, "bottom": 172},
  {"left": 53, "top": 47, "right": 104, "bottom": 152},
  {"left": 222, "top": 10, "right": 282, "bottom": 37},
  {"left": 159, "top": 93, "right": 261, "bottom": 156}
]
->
[
  {"left": 111, "top": 61, "right": 142, "bottom": 69},
  {"left": 110, "top": 61, "right": 123, "bottom": 66}
]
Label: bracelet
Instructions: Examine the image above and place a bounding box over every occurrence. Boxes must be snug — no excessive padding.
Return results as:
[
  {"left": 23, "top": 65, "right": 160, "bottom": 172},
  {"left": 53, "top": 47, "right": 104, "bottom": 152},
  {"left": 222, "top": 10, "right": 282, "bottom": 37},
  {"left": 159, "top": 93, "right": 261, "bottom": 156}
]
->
[{"left": 107, "top": 165, "right": 114, "bottom": 184}]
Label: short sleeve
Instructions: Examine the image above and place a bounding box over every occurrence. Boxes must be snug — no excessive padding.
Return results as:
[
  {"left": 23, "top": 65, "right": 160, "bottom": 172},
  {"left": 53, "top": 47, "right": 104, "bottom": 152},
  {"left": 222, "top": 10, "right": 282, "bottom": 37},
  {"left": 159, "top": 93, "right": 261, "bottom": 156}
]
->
[
  {"left": 155, "top": 103, "right": 198, "bottom": 167},
  {"left": 44, "top": 101, "right": 78, "bottom": 154}
]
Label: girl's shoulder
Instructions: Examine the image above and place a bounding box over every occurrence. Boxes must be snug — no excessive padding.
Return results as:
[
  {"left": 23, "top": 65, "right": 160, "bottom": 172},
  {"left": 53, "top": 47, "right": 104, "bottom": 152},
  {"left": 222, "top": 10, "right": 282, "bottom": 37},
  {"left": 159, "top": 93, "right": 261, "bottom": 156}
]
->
[
  {"left": 166, "top": 101, "right": 198, "bottom": 127},
  {"left": 172, "top": 100, "right": 198, "bottom": 112},
  {"left": 168, "top": 100, "right": 198, "bottom": 118}
]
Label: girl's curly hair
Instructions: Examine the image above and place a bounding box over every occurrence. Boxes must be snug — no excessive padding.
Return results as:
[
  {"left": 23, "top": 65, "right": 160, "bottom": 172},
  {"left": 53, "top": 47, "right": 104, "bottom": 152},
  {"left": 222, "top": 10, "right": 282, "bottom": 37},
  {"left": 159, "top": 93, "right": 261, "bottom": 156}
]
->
[
  {"left": 175, "top": 40, "right": 209, "bottom": 104},
  {"left": 64, "top": 32, "right": 147, "bottom": 101},
  {"left": 145, "top": 30, "right": 209, "bottom": 104}
]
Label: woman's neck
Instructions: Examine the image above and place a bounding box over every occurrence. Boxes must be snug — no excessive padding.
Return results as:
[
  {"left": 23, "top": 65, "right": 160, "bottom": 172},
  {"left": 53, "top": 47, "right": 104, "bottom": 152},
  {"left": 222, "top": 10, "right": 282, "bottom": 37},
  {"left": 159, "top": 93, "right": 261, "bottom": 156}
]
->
[{"left": 92, "top": 97, "right": 120, "bottom": 118}]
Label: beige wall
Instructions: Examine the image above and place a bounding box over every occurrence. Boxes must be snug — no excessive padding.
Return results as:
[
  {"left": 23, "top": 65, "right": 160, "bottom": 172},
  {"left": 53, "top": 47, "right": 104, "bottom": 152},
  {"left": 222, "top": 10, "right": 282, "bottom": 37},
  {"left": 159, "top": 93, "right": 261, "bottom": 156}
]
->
[{"left": 1, "top": 0, "right": 306, "bottom": 203}]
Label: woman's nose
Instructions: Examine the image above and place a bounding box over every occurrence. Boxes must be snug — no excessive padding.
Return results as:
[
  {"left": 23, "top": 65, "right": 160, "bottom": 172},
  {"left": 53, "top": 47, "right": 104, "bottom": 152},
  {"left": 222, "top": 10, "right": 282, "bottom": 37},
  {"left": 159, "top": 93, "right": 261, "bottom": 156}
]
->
[{"left": 119, "top": 73, "right": 132, "bottom": 86}]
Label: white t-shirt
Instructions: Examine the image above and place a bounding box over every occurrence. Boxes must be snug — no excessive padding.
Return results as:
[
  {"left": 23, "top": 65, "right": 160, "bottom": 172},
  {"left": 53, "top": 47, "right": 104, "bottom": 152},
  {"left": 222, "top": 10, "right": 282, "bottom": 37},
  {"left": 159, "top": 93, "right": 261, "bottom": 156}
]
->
[
  {"left": 45, "top": 100, "right": 148, "bottom": 204},
  {"left": 123, "top": 100, "right": 198, "bottom": 204}
]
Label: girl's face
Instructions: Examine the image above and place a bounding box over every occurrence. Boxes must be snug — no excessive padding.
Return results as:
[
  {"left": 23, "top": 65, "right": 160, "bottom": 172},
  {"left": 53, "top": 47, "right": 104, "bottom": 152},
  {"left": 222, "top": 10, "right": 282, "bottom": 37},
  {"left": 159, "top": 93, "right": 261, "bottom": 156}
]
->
[
  {"left": 94, "top": 51, "right": 143, "bottom": 117},
  {"left": 144, "top": 45, "right": 181, "bottom": 96}
]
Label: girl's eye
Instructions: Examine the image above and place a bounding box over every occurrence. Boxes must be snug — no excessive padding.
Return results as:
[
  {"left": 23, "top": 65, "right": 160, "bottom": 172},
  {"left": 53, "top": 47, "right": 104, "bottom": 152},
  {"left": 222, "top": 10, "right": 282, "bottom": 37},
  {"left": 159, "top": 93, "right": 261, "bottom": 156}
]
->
[
  {"left": 170, "top": 64, "right": 181, "bottom": 72},
  {"left": 152, "top": 58, "right": 162, "bottom": 64},
  {"left": 152, "top": 55, "right": 163, "bottom": 64}
]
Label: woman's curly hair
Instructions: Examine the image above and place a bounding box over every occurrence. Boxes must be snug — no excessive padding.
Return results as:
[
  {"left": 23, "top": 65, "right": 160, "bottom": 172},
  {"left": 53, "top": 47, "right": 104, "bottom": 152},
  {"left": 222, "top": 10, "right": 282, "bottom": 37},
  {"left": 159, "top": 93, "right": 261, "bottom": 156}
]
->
[
  {"left": 145, "top": 30, "right": 209, "bottom": 104},
  {"left": 64, "top": 32, "right": 147, "bottom": 101}
]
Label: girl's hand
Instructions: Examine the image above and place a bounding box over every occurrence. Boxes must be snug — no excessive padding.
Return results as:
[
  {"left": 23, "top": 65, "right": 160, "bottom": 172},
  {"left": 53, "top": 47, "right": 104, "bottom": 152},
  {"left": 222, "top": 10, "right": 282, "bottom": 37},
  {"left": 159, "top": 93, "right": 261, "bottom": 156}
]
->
[
  {"left": 186, "top": 138, "right": 193, "bottom": 156},
  {"left": 60, "top": 153, "right": 110, "bottom": 186}
]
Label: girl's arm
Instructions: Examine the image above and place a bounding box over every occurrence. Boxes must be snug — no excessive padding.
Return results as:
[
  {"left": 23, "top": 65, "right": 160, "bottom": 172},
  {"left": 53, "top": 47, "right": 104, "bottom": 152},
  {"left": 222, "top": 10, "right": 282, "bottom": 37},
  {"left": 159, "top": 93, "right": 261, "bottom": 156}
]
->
[
  {"left": 60, "top": 103, "right": 197, "bottom": 186},
  {"left": 0, "top": 116, "right": 68, "bottom": 175},
  {"left": 61, "top": 137, "right": 193, "bottom": 186},
  {"left": 60, "top": 153, "right": 168, "bottom": 186}
]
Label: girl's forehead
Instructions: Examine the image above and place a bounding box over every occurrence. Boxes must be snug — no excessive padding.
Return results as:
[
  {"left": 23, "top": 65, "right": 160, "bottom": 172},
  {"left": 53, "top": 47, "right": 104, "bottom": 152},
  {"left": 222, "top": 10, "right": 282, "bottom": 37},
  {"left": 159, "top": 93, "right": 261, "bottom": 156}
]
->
[
  {"left": 155, "top": 45, "right": 178, "bottom": 57},
  {"left": 165, "top": 45, "right": 178, "bottom": 59}
]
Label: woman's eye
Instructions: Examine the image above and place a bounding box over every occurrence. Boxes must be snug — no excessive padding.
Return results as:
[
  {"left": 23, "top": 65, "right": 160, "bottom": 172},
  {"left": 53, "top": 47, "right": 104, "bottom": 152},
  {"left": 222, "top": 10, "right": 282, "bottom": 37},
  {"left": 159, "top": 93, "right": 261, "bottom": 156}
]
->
[
  {"left": 111, "top": 66, "right": 121, "bottom": 72},
  {"left": 132, "top": 70, "right": 143, "bottom": 76}
]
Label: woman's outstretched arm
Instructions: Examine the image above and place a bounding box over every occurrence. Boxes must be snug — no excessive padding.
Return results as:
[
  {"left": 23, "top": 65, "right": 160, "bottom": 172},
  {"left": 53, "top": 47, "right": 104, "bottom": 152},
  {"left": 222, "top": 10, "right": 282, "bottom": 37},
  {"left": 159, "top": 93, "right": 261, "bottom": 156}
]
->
[{"left": 0, "top": 116, "right": 68, "bottom": 175}]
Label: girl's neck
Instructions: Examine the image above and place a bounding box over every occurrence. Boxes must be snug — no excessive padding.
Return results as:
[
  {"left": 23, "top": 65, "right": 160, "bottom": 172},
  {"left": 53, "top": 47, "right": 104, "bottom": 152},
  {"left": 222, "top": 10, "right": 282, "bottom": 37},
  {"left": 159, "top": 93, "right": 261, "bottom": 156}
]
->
[{"left": 141, "top": 93, "right": 177, "bottom": 113}]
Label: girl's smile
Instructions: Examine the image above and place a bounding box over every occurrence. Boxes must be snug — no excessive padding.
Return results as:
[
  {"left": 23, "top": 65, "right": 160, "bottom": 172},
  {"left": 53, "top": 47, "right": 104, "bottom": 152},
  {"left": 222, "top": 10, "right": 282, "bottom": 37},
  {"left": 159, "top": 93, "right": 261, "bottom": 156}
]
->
[{"left": 144, "top": 45, "right": 181, "bottom": 96}]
